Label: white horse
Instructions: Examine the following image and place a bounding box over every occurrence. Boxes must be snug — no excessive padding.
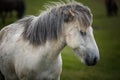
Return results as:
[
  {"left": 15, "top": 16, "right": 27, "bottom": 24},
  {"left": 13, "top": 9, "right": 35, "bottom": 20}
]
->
[{"left": 0, "top": 1, "right": 99, "bottom": 80}]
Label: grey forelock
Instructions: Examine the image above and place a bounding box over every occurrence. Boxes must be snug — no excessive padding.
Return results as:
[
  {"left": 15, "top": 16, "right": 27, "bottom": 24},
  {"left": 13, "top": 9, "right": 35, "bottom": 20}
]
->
[{"left": 19, "top": 1, "right": 92, "bottom": 46}]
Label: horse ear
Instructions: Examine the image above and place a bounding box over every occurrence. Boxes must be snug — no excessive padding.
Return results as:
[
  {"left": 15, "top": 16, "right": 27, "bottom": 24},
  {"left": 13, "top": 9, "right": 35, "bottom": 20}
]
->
[{"left": 64, "top": 9, "right": 75, "bottom": 22}]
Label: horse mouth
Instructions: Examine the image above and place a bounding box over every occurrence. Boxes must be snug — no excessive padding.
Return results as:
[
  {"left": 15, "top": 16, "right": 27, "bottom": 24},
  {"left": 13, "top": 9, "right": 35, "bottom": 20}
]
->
[{"left": 84, "top": 57, "right": 98, "bottom": 66}]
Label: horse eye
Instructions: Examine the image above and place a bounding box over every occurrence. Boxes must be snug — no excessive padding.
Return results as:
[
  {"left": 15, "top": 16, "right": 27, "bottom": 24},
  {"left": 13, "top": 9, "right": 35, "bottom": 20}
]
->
[{"left": 80, "top": 31, "right": 86, "bottom": 36}]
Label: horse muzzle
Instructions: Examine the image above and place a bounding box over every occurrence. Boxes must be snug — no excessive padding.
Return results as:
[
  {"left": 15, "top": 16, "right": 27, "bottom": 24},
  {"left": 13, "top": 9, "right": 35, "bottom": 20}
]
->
[{"left": 84, "top": 49, "right": 99, "bottom": 66}]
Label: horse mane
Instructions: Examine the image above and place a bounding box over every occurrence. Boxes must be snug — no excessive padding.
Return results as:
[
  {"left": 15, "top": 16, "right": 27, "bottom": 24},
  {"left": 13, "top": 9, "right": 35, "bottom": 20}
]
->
[{"left": 18, "top": 1, "right": 92, "bottom": 46}]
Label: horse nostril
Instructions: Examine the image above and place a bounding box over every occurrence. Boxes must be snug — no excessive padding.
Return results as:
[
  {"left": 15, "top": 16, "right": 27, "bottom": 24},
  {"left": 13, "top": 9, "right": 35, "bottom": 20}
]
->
[{"left": 94, "top": 57, "right": 97, "bottom": 63}]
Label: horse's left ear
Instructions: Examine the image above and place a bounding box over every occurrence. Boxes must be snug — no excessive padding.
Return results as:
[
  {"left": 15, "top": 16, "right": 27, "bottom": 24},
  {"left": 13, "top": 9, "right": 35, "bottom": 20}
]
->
[{"left": 64, "top": 9, "right": 75, "bottom": 22}]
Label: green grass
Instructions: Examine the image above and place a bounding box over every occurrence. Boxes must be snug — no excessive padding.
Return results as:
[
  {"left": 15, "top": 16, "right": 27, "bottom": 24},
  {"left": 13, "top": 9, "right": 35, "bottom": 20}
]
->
[{"left": 0, "top": 0, "right": 120, "bottom": 80}]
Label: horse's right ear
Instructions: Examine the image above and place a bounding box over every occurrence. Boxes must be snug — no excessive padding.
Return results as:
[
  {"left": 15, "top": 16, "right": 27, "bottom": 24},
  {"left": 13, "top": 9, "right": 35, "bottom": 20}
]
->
[{"left": 64, "top": 9, "right": 75, "bottom": 22}]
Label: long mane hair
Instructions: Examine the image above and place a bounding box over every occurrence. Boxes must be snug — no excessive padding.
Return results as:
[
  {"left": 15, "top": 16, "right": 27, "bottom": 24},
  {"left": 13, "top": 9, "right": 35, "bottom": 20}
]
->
[{"left": 17, "top": 1, "right": 92, "bottom": 46}]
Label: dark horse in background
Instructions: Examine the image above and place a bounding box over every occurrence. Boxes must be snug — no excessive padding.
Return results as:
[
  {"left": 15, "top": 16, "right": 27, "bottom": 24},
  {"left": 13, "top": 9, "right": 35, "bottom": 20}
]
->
[
  {"left": 0, "top": 0, "right": 25, "bottom": 24},
  {"left": 105, "top": 0, "right": 118, "bottom": 16}
]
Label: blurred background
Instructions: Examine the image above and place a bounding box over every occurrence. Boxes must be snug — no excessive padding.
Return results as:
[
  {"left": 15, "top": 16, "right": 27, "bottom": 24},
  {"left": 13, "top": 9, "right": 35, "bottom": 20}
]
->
[{"left": 0, "top": 0, "right": 120, "bottom": 80}]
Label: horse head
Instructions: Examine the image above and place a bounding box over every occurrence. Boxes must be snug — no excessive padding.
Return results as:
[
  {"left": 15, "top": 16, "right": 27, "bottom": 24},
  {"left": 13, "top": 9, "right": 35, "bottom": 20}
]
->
[{"left": 62, "top": 2, "right": 99, "bottom": 66}]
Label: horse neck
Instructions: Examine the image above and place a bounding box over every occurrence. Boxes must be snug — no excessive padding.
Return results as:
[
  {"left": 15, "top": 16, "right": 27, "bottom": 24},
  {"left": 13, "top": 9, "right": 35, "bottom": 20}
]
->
[{"left": 43, "top": 36, "right": 66, "bottom": 59}]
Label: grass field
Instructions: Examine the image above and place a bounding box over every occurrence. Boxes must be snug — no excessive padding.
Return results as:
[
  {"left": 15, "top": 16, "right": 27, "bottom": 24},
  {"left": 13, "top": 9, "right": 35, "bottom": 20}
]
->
[{"left": 0, "top": 0, "right": 120, "bottom": 80}]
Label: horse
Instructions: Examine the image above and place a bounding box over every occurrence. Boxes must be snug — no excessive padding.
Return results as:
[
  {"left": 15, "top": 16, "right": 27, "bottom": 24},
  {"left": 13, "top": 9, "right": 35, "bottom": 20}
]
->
[
  {"left": 0, "top": 1, "right": 99, "bottom": 80},
  {"left": 105, "top": 0, "right": 118, "bottom": 16},
  {"left": 0, "top": 0, "right": 25, "bottom": 24}
]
